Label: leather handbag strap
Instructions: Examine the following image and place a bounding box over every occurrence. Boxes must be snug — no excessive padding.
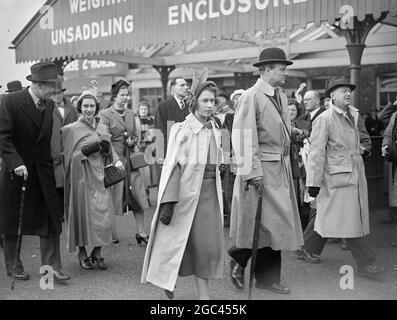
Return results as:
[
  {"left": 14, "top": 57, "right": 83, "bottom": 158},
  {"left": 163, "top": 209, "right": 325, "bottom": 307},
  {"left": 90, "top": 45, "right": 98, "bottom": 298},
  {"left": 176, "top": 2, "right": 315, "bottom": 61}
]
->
[{"left": 266, "top": 93, "right": 292, "bottom": 141}]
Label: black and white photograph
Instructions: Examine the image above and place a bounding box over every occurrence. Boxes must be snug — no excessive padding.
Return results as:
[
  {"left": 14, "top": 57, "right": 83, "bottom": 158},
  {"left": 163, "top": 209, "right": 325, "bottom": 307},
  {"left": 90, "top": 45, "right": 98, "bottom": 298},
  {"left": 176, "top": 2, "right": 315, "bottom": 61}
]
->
[{"left": 0, "top": 0, "right": 397, "bottom": 308}]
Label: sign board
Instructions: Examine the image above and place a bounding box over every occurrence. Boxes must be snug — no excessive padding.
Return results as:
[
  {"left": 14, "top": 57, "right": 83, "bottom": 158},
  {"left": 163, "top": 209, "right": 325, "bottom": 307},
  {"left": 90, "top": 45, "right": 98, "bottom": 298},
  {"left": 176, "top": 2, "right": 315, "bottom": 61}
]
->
[
  {"left": 14, "top": 0, "right": 397, "bottom": 63},
  {"left": 64, "top": 59, "right": 128, "bottom": 78}
]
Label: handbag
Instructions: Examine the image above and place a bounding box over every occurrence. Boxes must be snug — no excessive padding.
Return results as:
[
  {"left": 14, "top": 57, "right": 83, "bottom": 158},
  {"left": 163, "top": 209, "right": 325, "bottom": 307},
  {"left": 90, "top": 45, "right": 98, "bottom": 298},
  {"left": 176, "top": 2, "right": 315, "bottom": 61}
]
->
[
  {"left": 104, "top": 155, "right": 126, "bottom": 188},
  {"left": 129, "top": 152, "right": 148, "bottom": 170}
]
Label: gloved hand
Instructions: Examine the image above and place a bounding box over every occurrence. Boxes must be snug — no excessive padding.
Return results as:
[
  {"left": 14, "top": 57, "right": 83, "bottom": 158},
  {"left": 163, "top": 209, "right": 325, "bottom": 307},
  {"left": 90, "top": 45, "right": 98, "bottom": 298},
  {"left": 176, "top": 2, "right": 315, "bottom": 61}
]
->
[
  {"left": 362, "top": 149, "right": 372, "bottom": 162},
  {"left": 159, "top": 202, "right": 176, "bottom": 225},
  {"left": 248, "top": 178, "right": 264, "bottom": 196},
  {"left": 81, "top": 142, "right": 101, "bottom": 157},
  {"left": 100, "top": 140, "right": 110, "bottom": 154},
  {"left": 308, "top": 187, "right": 320, "bottom": 198}
]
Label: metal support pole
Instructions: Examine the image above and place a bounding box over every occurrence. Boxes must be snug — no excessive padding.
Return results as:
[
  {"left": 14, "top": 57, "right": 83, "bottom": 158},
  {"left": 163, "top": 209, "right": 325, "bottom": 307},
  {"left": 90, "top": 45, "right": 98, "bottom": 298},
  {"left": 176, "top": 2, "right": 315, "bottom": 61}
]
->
[
  {"left": 346, "top": 43, "right": 365, "bottom": 107},
  {"left": 154, "top": 65, "right": 175, "bottom": 100}
]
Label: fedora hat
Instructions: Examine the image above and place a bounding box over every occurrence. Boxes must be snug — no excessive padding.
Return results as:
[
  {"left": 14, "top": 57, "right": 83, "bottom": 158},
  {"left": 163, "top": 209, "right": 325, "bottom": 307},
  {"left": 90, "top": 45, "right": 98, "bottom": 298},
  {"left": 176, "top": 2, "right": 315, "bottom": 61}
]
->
[
  {"left": 253, "top": 47, "right": 293, "bottom": 68},
  {"left": 26, "top": 62, "right": 59, "bottom": 82},
  {"left": 325, "top": 77, "right": 356, "bottom": 98},
  {"left": 6, "top": 81, "right": 23, "bottom": 93}
]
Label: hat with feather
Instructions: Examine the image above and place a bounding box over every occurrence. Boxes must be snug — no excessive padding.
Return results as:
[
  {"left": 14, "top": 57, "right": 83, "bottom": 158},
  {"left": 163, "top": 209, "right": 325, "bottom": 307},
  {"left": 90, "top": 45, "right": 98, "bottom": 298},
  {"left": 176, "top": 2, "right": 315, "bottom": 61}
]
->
[
  {"left": 185, "top": 68, "right": 217, "bottom": 112},
  {"left": 77, "top": 80, "right": 102, "bottom": 105}
]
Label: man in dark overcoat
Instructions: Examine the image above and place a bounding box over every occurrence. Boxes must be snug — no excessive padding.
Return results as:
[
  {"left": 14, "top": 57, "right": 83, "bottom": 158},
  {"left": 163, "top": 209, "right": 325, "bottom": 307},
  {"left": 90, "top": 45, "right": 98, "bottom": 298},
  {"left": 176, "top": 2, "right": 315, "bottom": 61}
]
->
[
  {"left": 154, "top": 78, "right": 190, "bottom": 154},
  {"left": 50, "top": 77, "right": 78, "bottom": 222},
  {"left": 0, "top": 62, "right": 70, "bottom": 283}
]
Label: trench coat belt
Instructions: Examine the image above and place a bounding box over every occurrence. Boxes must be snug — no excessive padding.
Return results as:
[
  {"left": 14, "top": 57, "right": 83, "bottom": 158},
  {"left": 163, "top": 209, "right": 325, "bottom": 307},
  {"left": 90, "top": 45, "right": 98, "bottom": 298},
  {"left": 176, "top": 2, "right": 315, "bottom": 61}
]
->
[{"left": 327, "top": 150, "right": 361, "bottom": 157}]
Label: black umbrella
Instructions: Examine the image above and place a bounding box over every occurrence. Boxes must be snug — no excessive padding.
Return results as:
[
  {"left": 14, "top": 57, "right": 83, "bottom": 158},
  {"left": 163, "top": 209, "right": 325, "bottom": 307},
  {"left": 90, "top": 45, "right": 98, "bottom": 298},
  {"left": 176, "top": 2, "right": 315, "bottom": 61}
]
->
[
  {"left": 11, "top": 178, "right": 27, "bottom": 291},
  {"left": 248, "top": 194, "right": 263, "bottom": 300}
]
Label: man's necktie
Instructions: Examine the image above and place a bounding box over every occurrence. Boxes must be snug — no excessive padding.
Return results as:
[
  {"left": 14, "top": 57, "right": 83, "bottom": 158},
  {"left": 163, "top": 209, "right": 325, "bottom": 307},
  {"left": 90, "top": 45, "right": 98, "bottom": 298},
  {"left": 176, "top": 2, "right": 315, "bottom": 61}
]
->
[
  {"left": 37, "top": 100, "right": 46, "bottom": 115},
  {"left": 180, "top": 100, "right": 186, "bottom": 110},
  {"left": 306, "top": 113, "right": 312, "bottom": 122},
  {"left": 346, "top": 109, "right": 355, "bottom": 124}
]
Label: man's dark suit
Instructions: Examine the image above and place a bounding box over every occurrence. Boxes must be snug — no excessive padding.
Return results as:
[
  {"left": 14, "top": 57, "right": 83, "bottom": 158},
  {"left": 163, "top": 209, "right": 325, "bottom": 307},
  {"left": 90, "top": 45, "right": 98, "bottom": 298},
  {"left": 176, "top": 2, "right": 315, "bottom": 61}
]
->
[
  {"left": 154, "top": 96, "right": 190, "bottom": 153},
  {"left": 0, "top": 88, "right": 62, "bottom": 274}
]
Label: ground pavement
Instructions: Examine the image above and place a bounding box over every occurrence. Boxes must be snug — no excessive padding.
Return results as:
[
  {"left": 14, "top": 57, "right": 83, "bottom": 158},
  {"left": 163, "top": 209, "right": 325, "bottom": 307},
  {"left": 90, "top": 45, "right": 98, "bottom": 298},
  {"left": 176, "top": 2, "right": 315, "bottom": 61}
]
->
[{"left": 1, "top": 196, "right": 397, "bottom": 300}]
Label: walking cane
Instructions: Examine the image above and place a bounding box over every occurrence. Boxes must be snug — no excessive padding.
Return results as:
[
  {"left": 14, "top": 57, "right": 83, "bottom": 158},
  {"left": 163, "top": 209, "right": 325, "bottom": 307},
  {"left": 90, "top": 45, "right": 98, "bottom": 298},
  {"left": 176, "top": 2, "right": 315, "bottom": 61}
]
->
[
  {"left": 11, "top": 178, "right": 27, "bottom": 291},
  {"left": 248, "top": 193, "right": 263, "bottom": 300}
]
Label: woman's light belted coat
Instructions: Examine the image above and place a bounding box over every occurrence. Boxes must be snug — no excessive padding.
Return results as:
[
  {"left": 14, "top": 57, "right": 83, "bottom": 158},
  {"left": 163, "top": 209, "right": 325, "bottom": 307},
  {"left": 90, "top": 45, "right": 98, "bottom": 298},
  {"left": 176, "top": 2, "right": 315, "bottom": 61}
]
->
[{"left": 141, "top": 114, "right": 224, "bottom": 291}]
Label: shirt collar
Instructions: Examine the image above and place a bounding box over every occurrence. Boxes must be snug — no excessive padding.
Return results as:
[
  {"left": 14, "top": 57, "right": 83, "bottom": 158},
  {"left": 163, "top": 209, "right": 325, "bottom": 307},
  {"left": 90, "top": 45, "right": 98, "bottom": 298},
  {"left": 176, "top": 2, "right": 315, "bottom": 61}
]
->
[
  {"left": 174, "top": 95, "right": 184, "bottom": 107},
  {"left": 186, "top": 113, "right": 214, "bottom": 134},
  {"left": 28, "top": 87, "right": 40, "bottom": 106},
  {"left": 310, "top": 107, "right": 321, "bottom": 119},
  {"left": 255, "top": 78, "right": 277, "bottom": 96}
]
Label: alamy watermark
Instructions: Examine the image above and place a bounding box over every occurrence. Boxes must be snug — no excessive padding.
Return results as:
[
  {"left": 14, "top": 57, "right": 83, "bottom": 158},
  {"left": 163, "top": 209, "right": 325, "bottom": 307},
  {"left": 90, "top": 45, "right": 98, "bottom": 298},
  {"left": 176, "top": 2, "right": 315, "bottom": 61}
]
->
[
  {"left": 39, "top": 265, "right": 55, "bottom": 290},
  {"left": 339, "top": 265, "right": 354, "bottom": 290}
]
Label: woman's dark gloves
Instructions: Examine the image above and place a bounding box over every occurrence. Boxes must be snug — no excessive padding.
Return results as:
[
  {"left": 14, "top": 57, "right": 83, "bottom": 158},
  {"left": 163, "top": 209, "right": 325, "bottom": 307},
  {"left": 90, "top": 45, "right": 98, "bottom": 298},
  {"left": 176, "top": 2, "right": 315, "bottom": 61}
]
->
[
  {"left": 247, "top": 178, "right": 264, "bottom": 196},
  {"left": 100, "top": 140, "right": 110, "bottom": 154},
  {"left": 308, "top": 187, "right": 320, "bottom": 198},
  {"left": 81, "top": 142, "right": 101, "bottom": 157},
  {"left": 159, "top": 202, "right": 176, "bottom": 225}
]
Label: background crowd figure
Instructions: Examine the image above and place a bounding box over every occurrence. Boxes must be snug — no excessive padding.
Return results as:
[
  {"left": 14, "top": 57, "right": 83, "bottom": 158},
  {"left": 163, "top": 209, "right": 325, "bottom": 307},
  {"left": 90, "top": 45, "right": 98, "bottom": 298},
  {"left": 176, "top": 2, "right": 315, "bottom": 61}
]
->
[{"left": 0, "top": 46, "right": 396, "bottom": 299}]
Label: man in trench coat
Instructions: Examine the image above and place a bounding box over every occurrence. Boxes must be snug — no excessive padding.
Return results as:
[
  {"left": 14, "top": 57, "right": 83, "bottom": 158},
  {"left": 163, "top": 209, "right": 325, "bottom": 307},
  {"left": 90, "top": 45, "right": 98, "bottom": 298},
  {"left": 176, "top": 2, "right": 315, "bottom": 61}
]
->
[
  {"left": 229, "top": 48, "right": 303, "bottom": 295},
  {"left": 50, "top": 77, "right": 78, "bottom": 222},
  {"left": 305, "top": 78, "right": 384, "bottom": 277},
  {"left": 0, "top": 62, "right": 70, "bottom": 282}
]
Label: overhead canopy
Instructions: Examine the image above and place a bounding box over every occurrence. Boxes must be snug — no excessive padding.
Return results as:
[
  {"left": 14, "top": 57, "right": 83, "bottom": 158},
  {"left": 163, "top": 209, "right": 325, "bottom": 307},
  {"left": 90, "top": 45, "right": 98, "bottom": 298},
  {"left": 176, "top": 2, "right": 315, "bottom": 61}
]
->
[{"left": 13, "top": 0, "right": 397, "bottom": 64}]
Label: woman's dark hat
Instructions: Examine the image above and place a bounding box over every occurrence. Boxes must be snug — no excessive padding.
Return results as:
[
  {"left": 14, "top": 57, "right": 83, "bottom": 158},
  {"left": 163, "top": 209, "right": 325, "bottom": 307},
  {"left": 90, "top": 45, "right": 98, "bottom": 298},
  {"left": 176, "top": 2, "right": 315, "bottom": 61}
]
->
[
  {"left": 6, "top": 81, "right": 23, "bottom": 93},
  {"left": 26, "top": 62, "right": 59, "bottom": 82},
  {"left": 325, "top": 77, "right": 356, "bottom": 98},
  {"left": 253, "top": 47, "right": 293, "bottom": 67},
  {"left": 111, "top": 79, "right": 130, "bottom": 97}
]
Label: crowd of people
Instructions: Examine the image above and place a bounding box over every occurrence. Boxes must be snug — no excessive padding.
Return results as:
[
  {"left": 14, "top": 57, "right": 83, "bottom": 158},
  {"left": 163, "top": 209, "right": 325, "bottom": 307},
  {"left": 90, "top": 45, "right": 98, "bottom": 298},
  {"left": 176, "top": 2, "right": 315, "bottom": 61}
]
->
[{"left": 0, "top": 46, "right": 396, "bottom": 300}]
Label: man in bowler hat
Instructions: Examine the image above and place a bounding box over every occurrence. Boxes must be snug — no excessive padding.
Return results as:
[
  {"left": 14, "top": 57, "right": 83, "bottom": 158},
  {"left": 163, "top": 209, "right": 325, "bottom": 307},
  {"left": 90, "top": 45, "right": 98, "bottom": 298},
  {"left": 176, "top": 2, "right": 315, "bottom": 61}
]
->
[
  {"left": 6, "top": 81, "right": 23, "bottom": 94},
  {"left": 0, "top": 62, "right": 71, "bottom": 283},
  {"left": 229, "top": 47, "right": 303, "bottom": 294}
]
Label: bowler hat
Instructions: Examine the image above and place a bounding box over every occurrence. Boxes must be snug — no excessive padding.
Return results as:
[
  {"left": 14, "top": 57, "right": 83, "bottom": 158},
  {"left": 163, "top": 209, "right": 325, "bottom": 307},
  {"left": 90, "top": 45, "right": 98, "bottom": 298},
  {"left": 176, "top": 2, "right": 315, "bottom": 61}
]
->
[
  {"left": 6, "top": 81, "right": 23, "bottom": 93},
  {"left": 325, "top": 77, "right": 356, "bottom": 98},
  {"left": 26, "top": 62, "right": 59, "bottom": 82},
  {"left": 253, "top": 47, "right": 293, "bottom": 67}
]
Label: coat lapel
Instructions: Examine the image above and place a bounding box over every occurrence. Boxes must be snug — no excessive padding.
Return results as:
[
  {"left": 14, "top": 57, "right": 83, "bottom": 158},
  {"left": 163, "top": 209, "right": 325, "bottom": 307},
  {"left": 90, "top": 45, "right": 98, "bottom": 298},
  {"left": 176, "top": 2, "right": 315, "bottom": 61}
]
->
[
  {"left": 36, "top": 100, "right": 53, "bottom": 143},
  {"left": 54, "top": 106, "right": 63, "bottom": 122},
  {"left": 125, "top": 109, "right": 136, "bottom": 134},
  {"left": 63, "top": 104, "right": 72, "bottom": 123},
  {"left": 110, "top": 106, "right": 127, "bottom": 130},
  {"left": 169, "top": 97, "right": 184, "bottom": 121},
  {"left": 20, "top": 89, "right": 42, "bottom": 128}
]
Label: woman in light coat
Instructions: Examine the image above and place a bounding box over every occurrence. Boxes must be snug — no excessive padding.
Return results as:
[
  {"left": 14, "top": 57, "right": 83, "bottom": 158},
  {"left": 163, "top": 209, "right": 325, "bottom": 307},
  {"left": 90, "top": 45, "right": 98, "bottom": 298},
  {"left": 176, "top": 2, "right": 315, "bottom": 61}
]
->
[
  {"left": 142, "top": 81, "right": 224, "bottom": 300},
  {"left": 98, "top": 80, "right": 149, "bottom": 244}
]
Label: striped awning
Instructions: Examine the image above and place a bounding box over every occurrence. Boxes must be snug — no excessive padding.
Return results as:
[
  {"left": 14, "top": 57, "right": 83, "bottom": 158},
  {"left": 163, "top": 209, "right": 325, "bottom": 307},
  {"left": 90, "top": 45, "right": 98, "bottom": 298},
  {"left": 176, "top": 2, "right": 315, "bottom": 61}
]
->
[{"left": 13, "top": 0, "right": 397, "bottom": 63}]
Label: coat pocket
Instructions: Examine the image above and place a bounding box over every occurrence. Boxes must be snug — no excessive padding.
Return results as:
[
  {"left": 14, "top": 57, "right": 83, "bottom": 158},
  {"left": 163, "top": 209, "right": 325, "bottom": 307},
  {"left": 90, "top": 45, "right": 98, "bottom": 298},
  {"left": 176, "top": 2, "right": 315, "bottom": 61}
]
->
[
  {"left": 326, "top": 156, "right": 354, "bottom": 188},
  {"left": 327, "top": 156, "right": 352, "bottom": 174}
]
